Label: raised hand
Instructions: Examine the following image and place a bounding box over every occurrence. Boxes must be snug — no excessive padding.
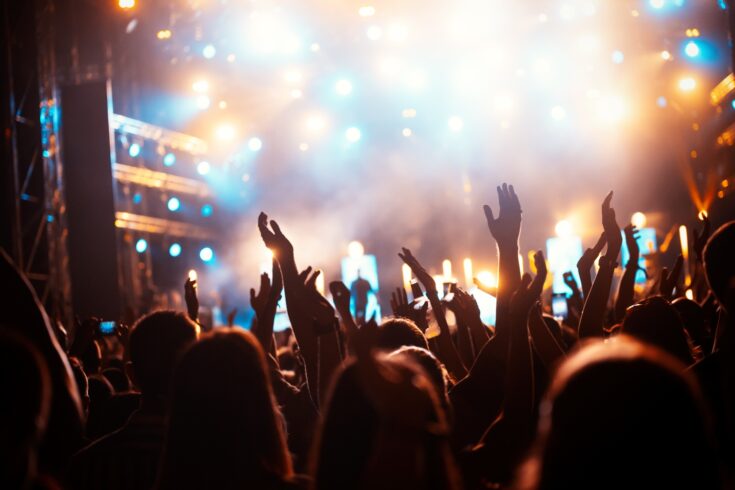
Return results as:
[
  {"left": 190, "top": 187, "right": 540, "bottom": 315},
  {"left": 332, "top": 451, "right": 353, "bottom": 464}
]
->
[
  {"left": 249, "top": 259, "right": 283, "bottom": 352},
  {"left": 563, "top": 271, "right": 580, "bottom": 296},
  {"left": 601, "top": 191, "right": 622, "bottom": 263},
  {"left": 258, "top": 212, "right": 294, "bottom": 260},
  {"left": 184, "top": 277, "right": 199, "bottom": 322},
  {"left": 660, "top": 254, "right": 684, "bottom": 299},
  {"left": 329, "top": 280, "right": 352, "bottom": 319},
  {"left": 624, "top": 224, "right": 641, "bottom": 266},
  {"left": 528, "top": 250, "right": 547, "bottom": 300},
  {"left": 577, "top": 232, "right": 606, "bottom": 299},
  {"left": 692, "top": 214, "right": 711, "bottom": 263},
  {"left": 249, "top": 273, "right": 272, "bottom": 318},
  {"left": 473, "top": 277, "right": 498, "bottom": 297},
  {"left": 483, "top": 183, "right": 522, "bottom": 249},
  {"left": 226, "top": 309, "right": 237, "bottom": 327},
  {"left": 398, "top": 247, "right": 435, "bottom": 292}
]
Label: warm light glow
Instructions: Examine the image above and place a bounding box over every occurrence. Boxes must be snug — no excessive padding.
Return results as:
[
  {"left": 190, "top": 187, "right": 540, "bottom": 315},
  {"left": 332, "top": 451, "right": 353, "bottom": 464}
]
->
[
  {"left": 192, "top": 79, "right": 209, "bottom": 93},
  {"left": 678, "top": 77, "right": 696, "bottom": 92},
  {"left": 698, "top": 210, "right": 708, "bottom": 220},
  {"left": 555, "top": 219, "right": 573, "bottom": 237},
  {"left": 476, "top": 270, "right": 498, "bottom": 288},
  {"left": 188, "top": 269, "right": 198, "bottom": 282},
  {"left": 679, "top": 224, "right": 689, "bottom": 260},
  {"left": 156, "top": 29, "right": 172, "bottom": 40},
  {"left": 347, "top": 240, "right": 365, "bottom": 259},
  {"left": 442, "top": 259, "right": 452, "bottom": 280},
  {"left": 463, "top": 258, "right": 473, "bottom": 288},
  {"left": 358, "top": 6, "right": 376, "bottom": 17},
  {"left": 402, "top": 263, "right": 412, "bottom": 290},
  {"left": 306, "top": 114, "right": 327, "bottom": 132},
  {"left": 631, "top": 212, "right": 647, "bottom": 228},
  {"left": 315, "top": 271, "right": 325, "bottom": 295},
  {"left": 215, "top": 124, "right": 236, "bottom": 141},
  {"left": 118, "top": 0, "right": 135, "bottom": 9},
  {"left": 661, "top": 50, "right": 672, "bottom": 60},
  {"left": 685, "top": 289, "right": 694, "bottom": 300}
]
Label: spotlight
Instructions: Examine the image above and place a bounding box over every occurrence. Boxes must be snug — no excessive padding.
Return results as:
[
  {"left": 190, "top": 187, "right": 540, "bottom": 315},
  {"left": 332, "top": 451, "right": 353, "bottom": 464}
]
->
[
  {"left": 306, "top": 114, "right": 327, "bottom": 132},
  {"left": 555, "top": 220, "right": 573, "bottom": 237},
  {"left": 649, "top": 0, "right": 665, "bottom": 9},
  {"left": 135, "top": 238, "right": 147, "bottom": 253},
  {"left": 448, "top": 116, "right": 464, "bottom": 132},
  {"left": 678, "top": 77, "right": 696, "bottom": 92},
  {"left": 631, "top": 212, "right": 647, "bottom": 228},
  {"left": 199, "top": 246, "right": 214, "bottom": 262},
  {"left": 169, "top": 243, "right": 182, "bottom": 257},
  {"left": 196, "top": 95, "right": 210, "bottom": 110},
  {"left": 347, "top": 240, "right": 365, "bottom": 258},
  {"left": 202, "top": 44, "right": 216, "bottom": 59},
  {"left": 215, "top": 124, "right": 236, "bottom": 140},
  {"left": 197, "top": 161, "right": 211, "bottom": 175},
  {"left": 192, "top": 80, "right": 209, "bottom": 93},
  {"left": 366, "top": 25, "right": 383, "bottom": 41},
  {"left": 163, "top": 153, "right": 176, "bottom": 167},
  {"left": 335, "top": 79, "right": 353, "bottom": 96},
  {"left": 132, "top": 192, "right": 142, "bottom": 204},
  {"left": 118, "top": 0, "right": 135, "bottom": 9},
  {"left": 128, "top": 143, "right": 141, "bottom": 158},
  {"left": 345, "top": 127, "right": 362, "bottom": 143},
  {"left": 684, "top": 40, "right": 700, "bottom": 58},
  {"left": 201, "top": 204, "right": 213, "bottom": 217},
  {"left": 248, "top": 137, "right": 263, "bottom": 151},
  {"left": 167, "top": 197, "right": 181, "bottom": 211}
]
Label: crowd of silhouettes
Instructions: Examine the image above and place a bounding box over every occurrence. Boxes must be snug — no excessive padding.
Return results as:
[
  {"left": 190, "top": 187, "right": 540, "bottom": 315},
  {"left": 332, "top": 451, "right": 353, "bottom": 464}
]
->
[{"left": 2, "top": 184, "right": 735, "bottom": 489}]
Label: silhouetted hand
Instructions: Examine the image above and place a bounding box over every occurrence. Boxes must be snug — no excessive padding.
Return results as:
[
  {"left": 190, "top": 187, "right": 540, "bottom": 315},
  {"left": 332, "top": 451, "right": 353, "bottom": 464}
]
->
[
  {"left": 391, "top": 286, "right": 429, "bottom": 332},
  {"left": 301, "top": 268, "right": 336, "bottom": 327},
  {"left": 398, "top": 248, "right": 435, "bottom": 293},
  {"left": 601, "top": 191, "right": 622, "bottom": 263},
  {"left": 529, "top": 250, "right": 547, "bottom": 299},
  {"left": 444, "top": 287, "right": 481, "bottom": 325},
  {"left": 483, "top": 183, "right": 522, "bottom": 249},
  {"left": 473, "top": 277, "right": 498, "bottom": 297},
  {"left": 329, "top": 281, "right": 351, "bottom": 318},
  {"left": 660, "top": 255, "right": 684, "bottom": 299},
  {"left": 184, "top": 277, "right": 199, "bottom": 322},
  {"left": 624, "top": 224, "right": 641, "bottom": 266},
  {"left": 692, "top": 214, "right": 711, "bottom": 263},
  {"left": 226, "top": 309, "right": 237, "bottom": 327},
  {"left": 250, "top": 273, "right": 272, "bottom": 319},
  {"left": 577, "top": 232, "right": 606, "bottom": 274},
  {"left": 563, "top": 271, "right": 580, "bottom": 296},
  {"left": 257, "top": 212, "right": 294, "bottom": 260}
]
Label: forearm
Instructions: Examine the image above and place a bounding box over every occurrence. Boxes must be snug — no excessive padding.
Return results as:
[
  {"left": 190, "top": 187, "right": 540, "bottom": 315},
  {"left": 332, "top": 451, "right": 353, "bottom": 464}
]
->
[
  {"left": 426, "top": 291, "right": 467, "bottom": 379},
  {"left": 504, "top": 311, "right": 534, "bottom": 421},
  {"left": 614, "top": 263, "right": 637, "bottom": 322},
  {"left": 467, "top": 316, "right": 491, "bottom": 355},
  {"left": 578, "top": 262, "right": 593, "bottom": 300},
  {"left": 495, "top": 244, "right": 521, "bottom": 342},
  {"left": 578, "top": 260, "right": 616, "bottom": 338},
  {"left": 528, "top": 308, "right": 565, "bottom": 368}
]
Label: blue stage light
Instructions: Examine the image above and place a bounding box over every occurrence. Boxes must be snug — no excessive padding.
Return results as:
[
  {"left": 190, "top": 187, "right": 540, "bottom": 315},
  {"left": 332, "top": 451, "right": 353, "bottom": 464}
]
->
[
  {"left": 199, "top": 246, "right": 214, "bottom": 262},
  {"left": 132, "top": 192, "right": 142, "bottom": 204},
  {"left": 169, "top": 243, "right": 182, "bottom": 257},
  {"left": 128, "top": 143, "right": 141, "bottom": 158},
  {"left": 135, "top": 238, "right": 148, "bottom": 253},
  {"left": 684, "top": 40, "right": 700, "bottom": 58},
  {"left": 167, "top": 197, "right": 181, "bottom": 211},
  {"left": 163, "top": 153, "right": 176, "bottom": 166},
  {"left": 197, "top": 161, "right": 211, "bottom": 175},
  {"left": 201, "top": 204, "right": 213, "bottom": 217}
]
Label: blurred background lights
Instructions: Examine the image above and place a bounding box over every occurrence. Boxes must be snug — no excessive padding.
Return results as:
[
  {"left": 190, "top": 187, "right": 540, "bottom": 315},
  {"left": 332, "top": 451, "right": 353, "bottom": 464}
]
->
[
  {"left": 631, "top": 212, "right": 647, "bottom": 228},
  {"left": 196, "top": 161, "right": 211, "bottom": 175},
  {"left": 650, "top": 0, "right": 665, "bottom": 9},
  {"left": 201, "top": 204, "right": 214, "bottom": 217},
  {"left": 118, "top": 0, "right": 135, "bottom": 9},
  {"left": 345, "top": 127, "right": 362, "bottom": 143},
  {"left": 335, "top": 79, "right": 353, "bottom": 96},
  {"left": 366, "top": 25, "right": 383, "bottom": 41},
  {"left": 678, "top": 77, "right": 697, "bottom": 91},
  {"left": 192, "top": 79, "right": 209, "bottom": 93},
  {"left": 448, "top": 116, "right": 464, "bottom": 132},
  {"left": 167, "top": 196, "right": 181, "bottom": 211},
  {"left": 199, "top": 246, "right": 214, "bottom": 262},
  {"left": 128, "top": 142, "right": 141, "bottom": 158},
  {"left": 358, "top": 6, "right": 376, "bottom": 17},
  {"left": 163, "top": 152, "right": 176, "bottom": 166},
  {"left": 684, "top": 40, "right": 701, "bottom": 57},
  {"left": 196, "top": 95, "right": 210, "bottom": 110},
  {"left": 215, "top": 123, "right": 236, "bottom": 140},
  {"left": 661, "top": 50, "right": 672, "bottom": 60},
  {"left": 202, "top": 44, "right": 216, "bottom": 59},
  {"left": 135, "top": 238, "right": 147, "bottom": 253},
  {"left": 347, "top": 240, "right": 365, "bottom": 259},
  {"left": 551, "top": 106, "right": 566, "bottom": 121},
  {"left": 306, "top": 114, "right": 327, "bottom": 132},
  {"left": 169, "top": 243, "right": 182, "bottom": 257},
  {"left": 248, "top": 137, "right": 263, "bottom": 152},
  {"left": 611, "top": 50, "right": 625, "bottom": 63},
  {"left": 555, "top": 219, "right": 573, "bottom": 237}
]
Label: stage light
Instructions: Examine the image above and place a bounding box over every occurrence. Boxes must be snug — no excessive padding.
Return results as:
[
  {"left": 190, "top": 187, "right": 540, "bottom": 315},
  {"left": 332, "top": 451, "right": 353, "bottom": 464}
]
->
[
  {"left": 132, "top": 192, "right": 142, "bottom": 204},
  {"left": 135, "top": 238, "right": 147, "bottom": 253},
  {"left": 678, "top": 77, "right": 696, "bottom": 92},
  {"left": 201, "top": 204, "right": 213, "bottom": 217},
  {"left": 163, "top": 153, "right": 176, "bottom": 167},
  {"left": 611, "top": 50, "right": 625, "bottom": 64},
  {"left": 335, "top": 79, "right": 353, "bottom": 96},
  {"left": 118, "top": 0, "right": 135, "bottom": 9},
  {"left": 156, "top": 29, "right": 172, "bottom": 40},
  {"left": 448, "top": 116, "right": 464, "bottom": 132},
  {"left": 347, "top": 240, "right": 365, "bottom": 259},
  {"left": 306, "top": 114, "right": 326, "bottom": 132},
  {"left": 402, "top": 128, "right": 412, "bottom": 137},
  {"left": 290, "top": 88, "right": 303, "bottom": 99},
  {"left": 649, "top": 0, "right": 665, "bottom": 9},
  {"left": 192, "top": 79, "right": 209, "bottom": 93},
  {"left": 684, "top": 40, "right": 700, "bottom": 58},
  {"left": 345, "top": 127, "right": 362, "bottom": 143},
  {"left": 555, "top": 220, "right": 573, "bottom": 237},
  {"left": 476, "top": 270, "right": 498, "bottom": 289},
  {"left": 310, "top": 43, "right": 320, "bottom": 52},
  {"left": 631, "top": 212, "right": 647, "bottom": 228},
  {"left": 660, "top": 50, "right": 672, "bottom": 61},
  {"left": 199, "top": 247, "right": 214, "bottom": 263},
  {"left": 551, "top": 106, "right": 566, "bottom": 121},
  {"left": 202, "top": 44, "right": 216, "bottom": 59},
  {"left": 657, "top": 96, "right": 668, "bottom": 107},
  {"left": 387, "top": 23, "right": 408, "bottom": 42},
  {"left": 248, "top": 137, "right": 263, "bottom": 152},
  {"left": 284, "top": 69, "right": 302, "bottom": 84},
  {"left": 197, "top": 161, "right": 211, "bottom": 175},
  {"left": 359, "top": 6, "right": 375, "bottom": 16},
  {"left": 169, "top": 243, "right": 182, "bottom": 257},
  {"left": 366, "top": 25, "right": 383, "bottom": 40},
  {"left": 128, "top": 143, "right": 141, "bottom": 158},
  {"left": 597, "top": 95, "right": 627, "bottom": 123},
  {"left": 196, "top": 95, "right": 210, "bottom": 110},
  {"left": 167, "top": 197, "right": 181, "bottom": 211},
  {"left": 215, "top": 124, "right": 236, "bottom": 140},
  {"left": 402, "top": 108, "right": 417, "bottom": 118}
]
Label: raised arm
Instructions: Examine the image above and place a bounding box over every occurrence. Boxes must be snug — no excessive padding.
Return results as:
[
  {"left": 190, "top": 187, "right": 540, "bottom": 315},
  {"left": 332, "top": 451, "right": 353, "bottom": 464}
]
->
[
  {"left": 576, "top": 232, "right": 606, "bottom": 300},
  {"left": 399, "top": 247, "right": 467, "bottom": 380},
  {"left": 578, "top": 192, "right": 621, "bottom": 338},
  {"left": 614, "top": 224, "right": 640, "bottom": 321},
  {"left": 250, "top": 258, "right": 283, "bottom": 355}
]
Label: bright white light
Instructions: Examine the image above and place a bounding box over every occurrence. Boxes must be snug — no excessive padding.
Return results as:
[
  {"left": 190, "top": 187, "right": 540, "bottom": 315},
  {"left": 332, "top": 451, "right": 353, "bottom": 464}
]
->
[
  {"left": 284, "top": 69, "right": 302, "bottom": 84},
  {"left": 387, "top": 23, "right": 408, "bottom": 42},
  {"left": 402, "top": 128, "right": 412, "bottom": 137},
  {"left": 310, "top": 43, "right": 320, "bottom": 52},
  {"left": 551, "top": 106, "right": 566, "bottom": 120},
  {"left": 299, "top": 143, "right": 309, "bottom": 151},
  {"left": 684, "top": 40, "right": 700, "bottom": 57},
  {"left": 335, "top": 79, "right": 353, "bottom": 96},
  {"left": 597, "top": 95, "right": 627, "bottom": 123},
  {"left": 631, "top": 212, "right": 647, "bottom": 228},
  {"left": 577, "top": 34, "right": 600, "bottom": 52},
  {"left": 215, "top": 124, "right": 236, "bottom": 141},
  {"left": 560, "top": 3, "right": 576, "bottom": 20},
  {"left": 358, "top": 6, "right": 375, "bottom": 17},
  {"left": 199, "top": 247, "right": 214, "bottom": 263},
  {"left": 661, "top": 50, "right": 672, "bottom": 60},
  {"left": 202, "top": 44, "right": 216, "bottom": 59},
  {"left": 306, "top": 114, "right": 327, "bottom": 132},
  {"left": 290, "top": 89, "right": 303, "bottom": 99},
  {"left": 476, "top": 270, "right": 497, "bottom": 288},
  {"left": 197, "top": 161, "right": 211, "bottom": 175},
  {"left": 376, "top": 56, "right": 400, "bottom": 78},
  {"left": 248, "top": 137, "right": 263, "bottom": 151},
  {"left": 196, "top": 95, "right": 210, "bottom": 110},
  {"left": 493, "top": 94, "right": 514, "bottom": 114},
  {"left": 678, "top": 77, "right": 696, "bottom": 92},
  {"left": 404, "top": 70, "right": 426, "bottom": 90},
  {"left": 246, "top": 12, "right": 302, "bottom": 56},
  {"left": 167, "top": 197, "right": 181, "bottom": 212},
  {"left": 448, "top": 116, "right": 464, "bottom": 132},
  {"left": 366, "top": 25, "right": 383, "bottom": 41},
  {"left": 555, "top": 219, "right": 573, "bottom": 237},
  {"left": 650, "top": 0, "right": 665, "bottom": 9},
  {"left": 192, "top": 79, "right": 209, "bottom": 93},
  {"left": 347, "top": 240, "right": 365, "bottom": 258},
  {"left": 611, "top": 50, "right": 625, "bottom": 63},
  {"left": 345, "top": 127, "right": 362, "bottom": 143}
]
